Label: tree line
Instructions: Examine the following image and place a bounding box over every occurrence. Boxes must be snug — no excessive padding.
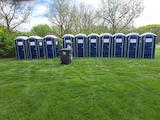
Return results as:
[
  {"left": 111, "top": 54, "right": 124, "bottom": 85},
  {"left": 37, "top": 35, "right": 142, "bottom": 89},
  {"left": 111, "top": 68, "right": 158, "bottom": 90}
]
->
[
  {"left": 0, "top": 0, "right": 143, "bottom": 34},
  {"left": 0, "top": 0, "right": 159, "bottom": 58},
  {"left": 47, "top": 0, "right": 143, "bottom": 36}
]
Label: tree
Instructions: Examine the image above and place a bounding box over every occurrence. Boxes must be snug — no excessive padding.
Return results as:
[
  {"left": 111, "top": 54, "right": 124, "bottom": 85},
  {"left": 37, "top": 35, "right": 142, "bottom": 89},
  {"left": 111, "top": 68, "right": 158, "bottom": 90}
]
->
[
  {"left": 97, "top": 0, "right": 144, "bottom": 34},
  {"left": 31, "top": 24, "right": 53, "bottom": 37},
  {"left": 48, "top": 0, "right": 71, "bottom": 36},
  {"left": 76, "top": 2, "right": 96, "bottom": 33},
  {"left": 0, "top": 0, "right": 31, "bottom": 32},
  {"left": 0, "top": 25, "right": 20, "bottom": 58}
]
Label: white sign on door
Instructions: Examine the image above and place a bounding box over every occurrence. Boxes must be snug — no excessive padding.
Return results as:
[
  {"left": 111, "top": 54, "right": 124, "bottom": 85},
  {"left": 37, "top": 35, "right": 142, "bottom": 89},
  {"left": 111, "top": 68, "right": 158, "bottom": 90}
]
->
[
  {"left": 30, "top": 42, "right": 35, "bottom": 46},
  {"left": 39, "top": 42, "right": 42, "bottom": 46},
  {"left": 18, "top": 42, "right": 23, "bottom": 46},
  {"left": 66, "top": 40, "right": 71, "bottom": 43},
  {"left": 116, "top": 39, "right": 122, "bottom": 43},
  {"left": 55, "top": 41, "right": 58, "bottom": 45},
  {"left": 146, "top": 38, "right": 153, "bottom": 43},
  {"left": 91, "top": 39, "right": 96, "bottom": 43},
  {"left": 47, "top": 41, "right": 52, "bottom": 45},
  {"left": 130, "top": 39, "right": 137, "bottom": 43},
  {"left": 103, "top": 39, "right": 109, "bottom": 43},
  {"left": 78, "top": 39, "right": 83, "bottom": 44}
]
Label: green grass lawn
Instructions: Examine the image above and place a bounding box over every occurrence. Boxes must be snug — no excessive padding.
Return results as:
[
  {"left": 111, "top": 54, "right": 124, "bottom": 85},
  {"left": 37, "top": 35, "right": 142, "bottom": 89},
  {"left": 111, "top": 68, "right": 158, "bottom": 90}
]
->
[{"left": 0, "top": 46, "right": 160, "bottom": 120}]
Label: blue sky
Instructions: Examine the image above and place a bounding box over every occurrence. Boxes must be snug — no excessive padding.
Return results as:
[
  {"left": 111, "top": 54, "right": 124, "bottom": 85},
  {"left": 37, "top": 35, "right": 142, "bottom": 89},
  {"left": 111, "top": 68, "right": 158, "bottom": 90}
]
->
[
  {"left": 19, "top": 0, "right": 50, "bottom": 31},
  {"left": 19, "top": 0, "right": 160, "bottom": 32}
]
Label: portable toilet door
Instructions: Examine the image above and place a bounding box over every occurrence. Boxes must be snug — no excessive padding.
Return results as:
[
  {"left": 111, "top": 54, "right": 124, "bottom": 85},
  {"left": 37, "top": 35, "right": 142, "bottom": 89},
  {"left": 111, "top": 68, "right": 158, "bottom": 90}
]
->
[
  {"left": 88, "top": 33, "right": 99, "bottom": 57},
  {"left": 44, "top": 35, "right": 59, "bottom": 58},
  {"left": 28, "top": 36, "right": 41, "bottom": 59},
  {"left": 75, "top": 34, "right": 87, "bottom": 57},
  {"left": 99, "top": 33, "right": 112, "bottom": 57},
  {"left": 113, "top": 33, "right": 126, "bottom": 57},
  {"left": 38, "top": 39, "right": 44, "bottom": 58},
  {"left": 141, "top": 33, "right": 157, "bottom": 58},
  {"left": 15, "top": 36, "right": 28, "bottom": 59},
  {"left": 62, "top": 34, "right": 75, "bottom": 56},
  {"left": 126, "top": 33, "right": 140, "bottom": 58}
]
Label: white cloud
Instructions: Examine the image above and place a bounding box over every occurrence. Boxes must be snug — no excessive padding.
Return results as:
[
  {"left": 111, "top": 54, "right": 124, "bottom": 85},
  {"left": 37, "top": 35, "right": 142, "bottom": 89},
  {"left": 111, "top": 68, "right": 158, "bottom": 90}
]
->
[
  {"left": 18, "top": 16, "right": 50, "bottom": 32},
  {"left": 32, "top": 4, "right": 48, "bottom": 17},
  {"left": 80, "top": 0, "right": 100, "bottom": 8},
  {"left": 18, "top": 0, "right": 160, "bottom": 32},
  {"left": 18, "top": 4, "right": 50, "bottom": 32},
  {"left": 135, "top": 0, "right": 160, "bottom": 27}
]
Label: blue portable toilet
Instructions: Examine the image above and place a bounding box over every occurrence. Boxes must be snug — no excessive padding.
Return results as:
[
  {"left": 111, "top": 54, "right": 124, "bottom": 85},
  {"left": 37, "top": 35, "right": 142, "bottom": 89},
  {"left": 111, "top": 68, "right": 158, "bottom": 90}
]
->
[
  {"left": 87, "top": 33, "right": 99, "bottom": 57},
  {"left": 126, "top": 33, "right": 140, "bottom": 58},
  {"left": 99, "top": 33, "right": 112, "bottom": 57},
  {"left": 113, "top": 33, "right": 126, "bottom": 57},
  {"left": 62, "top": 34, "right": 75, "bottom": 56},
  {"left": 28, "top": 36, "right": 42, "bottom": 59},
  {"left": 75, "top": 34, "right": 87, "bottom": 57},
  {"left": 140, "top": 33, "right": 157, "bottom": 58},
  {"left": 15, "top": 36, "right": 28, "bottom": 59},
  {"left": 44, "top": 35, "right": 59, "bottom": 58}
]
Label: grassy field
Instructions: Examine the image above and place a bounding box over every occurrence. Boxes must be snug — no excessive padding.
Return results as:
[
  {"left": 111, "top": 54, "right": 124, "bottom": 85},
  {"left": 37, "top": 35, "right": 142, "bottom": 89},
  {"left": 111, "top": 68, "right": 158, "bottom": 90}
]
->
[{"left": 0, "top": 46, "right": 160, "bottom": 120}]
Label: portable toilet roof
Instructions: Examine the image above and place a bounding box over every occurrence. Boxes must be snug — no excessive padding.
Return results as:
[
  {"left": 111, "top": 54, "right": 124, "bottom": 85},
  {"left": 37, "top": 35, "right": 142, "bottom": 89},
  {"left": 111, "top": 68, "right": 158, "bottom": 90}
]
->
[
  {"left": 75, "top": 33, "right": 87, "bottom": 37},
  {"left": 29, "top": 36, "right": 42, "bottom": 40},
  {"left": 113, "top": 33, "right": 126, "bottom": 37},
  {"left": 15, "top": 36, "right": 28, "bottom": 40},
  {"left": 62, "top": 34, "right": 74, "bottom": 38},
  {"left": 99, "top": 33, "right": 112, "bottom": 37},
  {"left": 44, "top": 35, "right": 58, "bottom": 39},
  {"left": 127, "top": 33, "right": 139, "bottom": 36},
  {"left": 88, "top": 33, "right": 99, "bottom": 37},
  {"left": 141, "top": 32, "right": 157, "bottom": 37}
]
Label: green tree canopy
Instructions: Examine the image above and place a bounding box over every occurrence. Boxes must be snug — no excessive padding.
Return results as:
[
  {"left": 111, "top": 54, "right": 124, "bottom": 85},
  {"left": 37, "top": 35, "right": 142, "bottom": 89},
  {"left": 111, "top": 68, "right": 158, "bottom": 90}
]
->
[
  {"left": 0, "top": 26, "right": 21, "bottom": 57},
  {"left": 31, "top": 24, "right": 53, "bottom": 37}
]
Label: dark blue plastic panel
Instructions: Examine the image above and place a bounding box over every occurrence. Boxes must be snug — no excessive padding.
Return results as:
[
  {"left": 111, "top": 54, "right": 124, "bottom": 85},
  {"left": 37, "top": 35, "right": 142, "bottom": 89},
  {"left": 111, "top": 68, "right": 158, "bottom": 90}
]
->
[
  {"left": 113, "top": 36, "right": 125, "bottom": 57},
  {"left": 88, "top": 36, "right": 98, "bottom": 57},
  {"left": 126, "top": 35, "right": 139, "bottom": 58},
  {"left": 141, "top": 35, "right": 156, "bottom": 59},
  {"left": 15, "top": 39, "right": 28, "bottom": 59},
  {"left": 28, "top": 39, "right": 39, "bottom": 59},
  {"left": 100, "top": 36, "right": 111, "bottom": 57}
]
